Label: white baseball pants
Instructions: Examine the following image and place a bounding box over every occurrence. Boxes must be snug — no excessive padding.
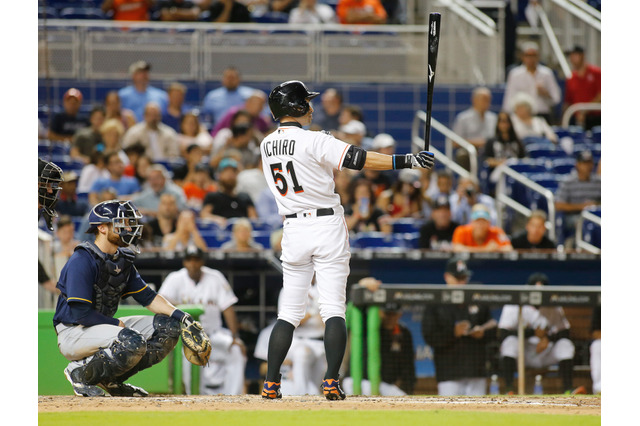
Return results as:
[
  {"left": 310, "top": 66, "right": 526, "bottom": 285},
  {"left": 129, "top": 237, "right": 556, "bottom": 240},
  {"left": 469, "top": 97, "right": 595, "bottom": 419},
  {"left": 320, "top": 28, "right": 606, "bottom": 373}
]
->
[
  {"left": 500, "top": 335, "right": 575, "bottom": 368},
  {"left": 438, "top": 378, "right": 487, "bottom": 396}
]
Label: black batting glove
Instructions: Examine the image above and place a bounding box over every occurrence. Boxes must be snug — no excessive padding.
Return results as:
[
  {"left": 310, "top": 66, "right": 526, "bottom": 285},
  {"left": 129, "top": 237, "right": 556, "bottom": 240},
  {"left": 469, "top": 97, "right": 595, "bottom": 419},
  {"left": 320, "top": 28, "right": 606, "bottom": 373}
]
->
[{"left": 393, "top": 151, "right": 435, "bottom": 170}]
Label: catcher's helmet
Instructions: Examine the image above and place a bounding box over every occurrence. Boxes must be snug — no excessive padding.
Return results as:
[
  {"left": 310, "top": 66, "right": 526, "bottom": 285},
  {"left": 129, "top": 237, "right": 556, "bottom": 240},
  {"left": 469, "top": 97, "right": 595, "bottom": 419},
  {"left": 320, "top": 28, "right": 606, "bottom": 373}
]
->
[
  {"left": 38, "top": 158, "right": 64, "bottom": 217},
  {"left": 268, "top": 80, "right": 320, "bottom": 121},
  {"left": 86, "top": 200, "right": 144, "bottom": 251}
]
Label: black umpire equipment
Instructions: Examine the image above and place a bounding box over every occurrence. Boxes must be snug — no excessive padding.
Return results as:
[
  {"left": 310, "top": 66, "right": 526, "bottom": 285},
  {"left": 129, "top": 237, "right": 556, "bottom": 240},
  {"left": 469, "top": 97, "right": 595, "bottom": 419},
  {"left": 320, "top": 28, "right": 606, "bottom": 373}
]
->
[
  {"left": 38, "top": 157, "right": 64, "bottom": 231},
  {"left": 268, "top": 80, "right": 320, "bottom": 120}
]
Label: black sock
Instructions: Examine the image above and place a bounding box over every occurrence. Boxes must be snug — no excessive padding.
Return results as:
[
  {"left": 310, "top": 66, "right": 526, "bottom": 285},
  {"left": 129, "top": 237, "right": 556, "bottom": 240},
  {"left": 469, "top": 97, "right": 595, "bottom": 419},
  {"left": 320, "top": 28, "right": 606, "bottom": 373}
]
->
[
  {"left": 266, "top": 319, "right": 295, "bottom": 382},
  {"left": 501, "top": 356, "right": 516, "bottom": 391},
  {"left": 559, "top": 359, "right": 574, "bottom": 392},
  {"left": 323, "top": 316, "right": 347, "bottom": 380}
]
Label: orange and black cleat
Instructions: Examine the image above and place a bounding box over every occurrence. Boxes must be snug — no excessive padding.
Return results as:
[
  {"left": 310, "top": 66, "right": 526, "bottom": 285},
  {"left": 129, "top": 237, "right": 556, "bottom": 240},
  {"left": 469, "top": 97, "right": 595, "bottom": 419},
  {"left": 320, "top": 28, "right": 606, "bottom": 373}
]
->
[
  {"left": 262, "top": 375, "right": 282, "bottom": 399},
  {"left": 321, "top": 378, "right": 346, "bottom": 401}
]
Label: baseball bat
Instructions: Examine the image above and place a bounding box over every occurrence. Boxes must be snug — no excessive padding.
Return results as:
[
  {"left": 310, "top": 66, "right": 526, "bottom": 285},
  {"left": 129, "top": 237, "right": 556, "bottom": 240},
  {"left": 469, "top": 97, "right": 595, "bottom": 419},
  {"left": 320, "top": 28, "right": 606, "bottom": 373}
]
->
[{"left": 424, "top": 12, "right": 441, "bottom": 151}]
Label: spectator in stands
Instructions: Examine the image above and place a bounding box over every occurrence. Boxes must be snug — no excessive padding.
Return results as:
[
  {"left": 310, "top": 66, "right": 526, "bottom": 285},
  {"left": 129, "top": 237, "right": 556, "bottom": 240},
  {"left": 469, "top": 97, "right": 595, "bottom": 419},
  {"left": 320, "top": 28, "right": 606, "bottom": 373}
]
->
[
  {"left": 510, "top": 92, "right": 557, "bottom": 143},
  {"left": 173, "top": 144, "right": 207, "bottom": 186},
  {"left": 451, "top": 87, "right": 498, "bottom": 171},
  {"left": 221, "top": 218, "right": 265, "bottom": 251},
  {"left": 337, "top": 0, "right": 387, "bottom": 24},
  {"left": 418, "top": 195, "right": 460, "bottom": 251},
  {"left": 211, "top": 90, "right": 271, "bottom": 138},
  {"left": 378, "top": 302, "right": 416, "bottom": 394},
  {"left": 371, "top": 133, "right": 396, "bottom": 156},
  {"left": 337, "top": 119, "right": 366, "bottom": 147},
  {"left": 269, "top": 0, "right": 299, "bottom": 14},
  {"left": 376, "top": 169, "right": 423, "bottom": 219},
  {"left": 510, "top": 210, "right": 556, "bottom": 250},
  {"left": 381, "top": 0, "right": 406, "bottom": 24},
  {"left": 312, "top": 88, "right": 343, "bottom": 132},
  {"left": 201, "top": 66, "right": 256, "bottom": 127},
  {"left": 182, "top": 164, "right": 218, "bottom": 210},
  {"left": 88, "top": 152, "right": 141, "bottom": 206},
  {"left": 563, "top": 45, "right": 601, "bottom": 130},
  {"left": 56, "top": 171, "right": 90, "bottom": 217},
  {"left": 483, "top": 111, "right": 526, "bottom": 173},
  {"left": 122, "top": 102, "right": 180, "bottom": 161},
  {"left": 53, "top": 215, "right": 80, "bottom": 279},
  {"left": 237, "top": 156, "right": 268, "bottom": 205},
  {"left": 102, "top": 0, "right": 153, "bottom": 21},
  {"left": 104, "top": 91, "right": 136, "bottom": 131},
  {"left": 210, "top": 109, "right": 262, "bottom": 170},
  {"left": 344, "top": 178, "right": 391, "bottom": 234},
  {"left": 71, "top": 106, "right": 106, "bottom": 163},
  {"left": 255, "top": 186, "right": 282, "bottom": 229},
  {"left": 48, "top": 88, "right": 89, "bottom": 142},
  {"left": 208, "top": 0, "right": 252, "bottom": 23},
  {"left": 77, "top": 151, "right": 109, "bottom": 194},
  {"left": 450, "top": 176, "right": 497, "bottom": 225},
  {"left": 163, "top": 82, "right": 189, "bottom": 133},
  {"left": 502, "top": 41, "right": 561, "bottom": 123},
  {"left": 163, "top": 210, "right": 209, "bottom": 251},
  {"left": 554, "top": 150, "right": 601, "bottom": 246},
  {"left": 426, "top": 170, "right": 454, "bottom": 200},
  {"left": 200, "top": 157, "right": 258, "bottom": 226},
  {"left": 178, "top": 113, "right": 215, "bottom": 157},
  {"left": 158, "top": 0, "right": 202, "bottom": 21},
  {"left": 159, "top": 245, "right": 246, "bottom": 395},
  {"left": 131, "top": 153, "right": 154, "bottom": 187},
  {"left": 289, "top": 0, "right": 336, "bottom": 23},
  {"left": 498, "top": 273, "right": 587, "bottom": 395},
  {"left": 118, "top": 61, "right": 169, "bottom": 122},
  {"left": 123, "top": 143, "right": 147, "bottom": 178},
  {"left": 145, "top": 192, "right": 179, "bottom": 247},
  {"left": 133, "top": 164, "right": 187, "bottom": 215},
  {"left": 100, "top": 118, "right": 130, "bottom": 165},
  {"left": 451, "top": 203, "right": 513, "bottom": 252},
  {"left": 590, "top": 306, "right": 601, "bottom": 394},
  {"left": 422, "top": 256, "right": 497, "bottom": 396}
]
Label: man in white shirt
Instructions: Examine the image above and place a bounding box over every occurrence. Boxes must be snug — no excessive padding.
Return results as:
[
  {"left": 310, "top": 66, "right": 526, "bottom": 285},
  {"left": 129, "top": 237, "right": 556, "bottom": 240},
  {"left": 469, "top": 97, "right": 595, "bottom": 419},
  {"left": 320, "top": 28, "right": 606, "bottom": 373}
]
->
[
  {"left": 159, "top": 246, "right": 246, "bottom": 395},
  {"left": 123, "top": 102, "right": 179, "bottom": 161},
  {"left": 502, "top": 42, "right": 561, "bottom": 123}
]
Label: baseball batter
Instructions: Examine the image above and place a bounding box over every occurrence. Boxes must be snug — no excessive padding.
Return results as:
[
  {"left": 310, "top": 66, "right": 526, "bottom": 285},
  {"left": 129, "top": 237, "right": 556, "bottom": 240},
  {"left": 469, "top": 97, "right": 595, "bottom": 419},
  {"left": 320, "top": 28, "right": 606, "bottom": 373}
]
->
[{"left": 259, "top": 81, "right": 435, "bottom": 400}]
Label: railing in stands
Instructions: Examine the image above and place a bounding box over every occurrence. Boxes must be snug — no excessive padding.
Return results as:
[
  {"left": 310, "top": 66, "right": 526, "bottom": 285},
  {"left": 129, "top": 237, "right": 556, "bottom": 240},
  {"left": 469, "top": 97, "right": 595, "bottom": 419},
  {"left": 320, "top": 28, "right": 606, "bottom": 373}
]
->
[
  {"left": 575, "top": 206, "right": 601, "bottom": 254},
  {"left": 561, "top": 102, "right": 602, "bottom": 128}
]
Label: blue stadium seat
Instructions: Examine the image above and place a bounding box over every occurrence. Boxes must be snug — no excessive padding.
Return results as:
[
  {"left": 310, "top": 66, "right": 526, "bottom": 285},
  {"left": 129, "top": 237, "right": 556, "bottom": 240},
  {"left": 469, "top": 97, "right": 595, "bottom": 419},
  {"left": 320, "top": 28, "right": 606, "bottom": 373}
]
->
[
  {"left": 582, "top": 221, "right": 601, "bottom": 248},
  {"left": 351, "top": 232, "right": 407, "bottom": 249},
  {"left": 505, "top": 158, "right": 548, "bottom": 174},
  {"left": 196, "top": 219, "right": 222, "bottom": 233},
  {"left": 522, "top": 136, "right": 554, "bottom": 147},
  {"left": 59, "top": 7, "right": 106, "bottom": 19},
  {"left": 253, "top": 231, "right": 272, "bottom": 249},
  {"left": 526, "top": 146, "right": 568, "bottom": 160},
  {"left": 391, "top": 218, "right": 423, "bottom": 233},
  {"left": 550, "top": 158, "right": 576, "bottom": 175},
  {"left": 399, "top": 232, "right": 421, "bottom": 249},
  {"left": 200, "top": 230, "right": 231, "bottom": 249},
  {"left": 39, "top": 7, "right": 59, "bottom": 19},
  {"left": 251, "top": 11, "right": 289, "bottom": 23},
  {"left": 590, "top": 126, "right": 601, "bottom": 144}
]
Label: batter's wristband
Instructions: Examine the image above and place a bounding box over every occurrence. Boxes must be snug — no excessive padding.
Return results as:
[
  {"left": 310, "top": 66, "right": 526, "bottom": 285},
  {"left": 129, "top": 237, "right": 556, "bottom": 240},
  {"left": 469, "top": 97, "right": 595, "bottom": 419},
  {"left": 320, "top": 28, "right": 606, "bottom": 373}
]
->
[{"left": 393, "top": 154, "right": 411, "bottom": 169}]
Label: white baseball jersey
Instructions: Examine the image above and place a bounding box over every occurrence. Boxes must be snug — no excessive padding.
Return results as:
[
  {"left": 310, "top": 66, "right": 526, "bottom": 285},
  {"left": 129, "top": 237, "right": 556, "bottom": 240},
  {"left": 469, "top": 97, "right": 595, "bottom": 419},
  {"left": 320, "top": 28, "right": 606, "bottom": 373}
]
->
[
  {"left": 260, "top": 124, "right": 351, "bottom": 215},
  {"left": 159, "top": 266, "right": 238, "bottom": 334},
  {"left": 499, "top": 305, "right": 571, "bottom": 336}
]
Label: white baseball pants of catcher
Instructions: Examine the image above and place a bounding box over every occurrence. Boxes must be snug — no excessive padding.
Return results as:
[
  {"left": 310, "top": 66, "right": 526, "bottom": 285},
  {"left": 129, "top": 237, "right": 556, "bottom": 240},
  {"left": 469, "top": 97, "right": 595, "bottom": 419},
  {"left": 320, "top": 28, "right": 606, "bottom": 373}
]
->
[
  {"left": 182, "top": 328, "right": 246, "bottom": 395},
  {"left": 500, "top": 335, "right": 575, "bottom": 368},
  {"left": 56, "top": 316, "right": 156, "bottom": 368},
  {"left": 278, "top": 213, "right": 351, "bottom": 327}
]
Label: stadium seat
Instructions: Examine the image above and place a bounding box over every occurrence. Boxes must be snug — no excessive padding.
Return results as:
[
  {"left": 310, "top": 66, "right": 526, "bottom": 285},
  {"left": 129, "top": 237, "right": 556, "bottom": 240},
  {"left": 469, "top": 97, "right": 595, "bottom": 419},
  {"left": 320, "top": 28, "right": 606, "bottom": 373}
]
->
[
  {"left": 526, "top": 146, "right": 568, "bottom": 160},
  {"left": 39, "top": 7, "right": 59, "bottom": 19},
  {"left": 251, "top": 11, "right": 289, "bottom": 23},
  {"left": 590, "top": 126, "right": 601, "bottom": 144},
  {"left": 200, "top": 230, "right": 231, "bottom": 249},
  {"left": 59, "top": 7, "right": 106, "bottom": 19},
  {"left": 399, "top": 232, "right": 421, "bottom": 249},
  {"left": 253, "top": 231, "right": 272, "bottom": 249},
  {"left": 505, "top": 158, "right": 548, "bottom": 174},
  {"left": 391, "top": 218, "right": 423, "bottom": 233},
  {"left": 550, "top": 158, "right": 576, "bottom": 175},
  {"left": 196, "top": 219, "right": 221, "bottom": 233},
  {"left": 522, "top": 136, "right": 554, "bottom": 147},
  {"left": 351, "top": 232, "right": 407, "bottom": 249}
]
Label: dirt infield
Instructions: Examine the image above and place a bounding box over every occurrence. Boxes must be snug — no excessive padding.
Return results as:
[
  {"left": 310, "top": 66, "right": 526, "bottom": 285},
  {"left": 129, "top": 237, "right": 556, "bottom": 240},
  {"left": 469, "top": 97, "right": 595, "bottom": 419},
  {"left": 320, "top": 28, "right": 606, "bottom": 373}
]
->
[{"left": 38, "top": 395, "right": 600, "bottom": 415}]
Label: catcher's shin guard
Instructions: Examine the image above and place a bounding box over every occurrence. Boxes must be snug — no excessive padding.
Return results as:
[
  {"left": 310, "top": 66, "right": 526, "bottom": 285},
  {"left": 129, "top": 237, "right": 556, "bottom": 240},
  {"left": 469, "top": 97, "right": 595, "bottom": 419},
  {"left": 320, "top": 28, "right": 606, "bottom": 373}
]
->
[
  {"left": 116, "top": 314, "right": 181, "bottom": 382},
  {"left": 82, "top": 328, "right": 147, "bottom": 385}
]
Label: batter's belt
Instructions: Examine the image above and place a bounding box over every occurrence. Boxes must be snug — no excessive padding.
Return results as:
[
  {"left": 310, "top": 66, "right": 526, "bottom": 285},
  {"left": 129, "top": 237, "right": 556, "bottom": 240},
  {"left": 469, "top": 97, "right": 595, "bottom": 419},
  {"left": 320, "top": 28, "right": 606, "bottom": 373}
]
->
[{"left": 285, "top": 208, "right": 334, "bottom": 219}]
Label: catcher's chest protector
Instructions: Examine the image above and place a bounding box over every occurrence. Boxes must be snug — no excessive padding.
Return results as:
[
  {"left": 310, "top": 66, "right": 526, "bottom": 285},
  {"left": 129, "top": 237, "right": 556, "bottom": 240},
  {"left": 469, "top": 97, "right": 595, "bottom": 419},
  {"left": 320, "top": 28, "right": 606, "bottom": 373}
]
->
[{"left": 77, "top": 242, "right": 136, "bottom": 317}]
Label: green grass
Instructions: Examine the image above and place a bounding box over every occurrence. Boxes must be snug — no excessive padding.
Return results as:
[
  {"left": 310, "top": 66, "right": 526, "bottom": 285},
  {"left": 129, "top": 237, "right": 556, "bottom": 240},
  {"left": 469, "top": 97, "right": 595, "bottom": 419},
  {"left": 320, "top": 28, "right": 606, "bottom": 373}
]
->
[{"left": 39, "top": 410, "right": 600, "bottom": 426}]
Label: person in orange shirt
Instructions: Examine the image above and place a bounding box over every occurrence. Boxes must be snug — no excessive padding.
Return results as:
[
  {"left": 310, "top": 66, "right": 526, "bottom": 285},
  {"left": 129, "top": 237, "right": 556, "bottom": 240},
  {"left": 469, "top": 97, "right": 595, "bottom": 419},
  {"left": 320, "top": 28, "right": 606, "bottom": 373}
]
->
[
  {"left": 336, "top": 0, "right": 387, "bottom": 25},
  {"left": 451, "top": 204, "right": 513, "bottom": 252},
  {"left": 102, "top": 0, "right": 153, "bottom": 21}
]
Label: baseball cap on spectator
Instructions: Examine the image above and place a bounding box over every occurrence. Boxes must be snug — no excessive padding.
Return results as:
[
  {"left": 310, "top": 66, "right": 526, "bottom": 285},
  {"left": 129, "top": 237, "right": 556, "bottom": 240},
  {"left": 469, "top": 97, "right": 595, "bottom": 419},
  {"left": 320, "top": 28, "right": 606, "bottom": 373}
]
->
[
  {"left": 372, "top": 133, "right": 396, "bottom": 150},
  {"left": 432, "top": 195, "right": 450, "bottom": 210},
  {"left": 470, "top": 204, "right": 491, "bottom": 221},
  {"left": 129, "top": 60, "right": 151, "bottom": 75},
  {"left": 527, "top": 272, "right": 549, "bottom": 286},
  {"left": 576, "top": 150, "right": 594, "bottom": 163},
  {"left": 62, "top": 171, "right": 79, "bottom": 182},
  {"left": 445, "top": 256, "right": 472, "bottom": 279},
  {"left": 398, "top": 168, "right": 421, "bottom": 185},
  {"left": 218, "top": 157, "right": 239, "bottom": 172},
  {"left": 64, "top": 88, "right": 83, "bottom": 102},
  {"left": 339, "top": 120, "right": 366, "bottom": 136},
  {"left": 183, "top": 245, "right": 206, "bottom": 260}
]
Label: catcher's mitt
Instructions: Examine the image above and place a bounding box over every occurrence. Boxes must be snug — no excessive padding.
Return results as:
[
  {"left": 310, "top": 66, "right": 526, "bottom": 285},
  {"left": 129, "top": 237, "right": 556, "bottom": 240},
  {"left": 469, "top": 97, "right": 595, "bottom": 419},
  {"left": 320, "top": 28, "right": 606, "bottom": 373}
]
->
[{"left": 181, "top": 320, "right": 212, "bottom": 366}]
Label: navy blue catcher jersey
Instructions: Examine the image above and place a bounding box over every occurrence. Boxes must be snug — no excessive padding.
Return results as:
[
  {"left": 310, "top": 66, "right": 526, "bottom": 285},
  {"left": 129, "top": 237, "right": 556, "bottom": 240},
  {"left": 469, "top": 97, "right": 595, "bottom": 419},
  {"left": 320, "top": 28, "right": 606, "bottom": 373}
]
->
[{"left": 53, "top": 244, "right": 157, "bottom": 327}]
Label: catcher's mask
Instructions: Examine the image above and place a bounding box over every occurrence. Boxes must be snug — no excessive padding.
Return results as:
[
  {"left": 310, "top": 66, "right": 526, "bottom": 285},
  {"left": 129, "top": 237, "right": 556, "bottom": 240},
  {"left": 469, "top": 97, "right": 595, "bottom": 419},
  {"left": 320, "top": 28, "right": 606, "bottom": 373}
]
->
[
  {"left": 38, "top": 158, "right": 63, "bottom": 217},
  {"left": 86, "top": 200, "right": 144, "bottom": 253}
]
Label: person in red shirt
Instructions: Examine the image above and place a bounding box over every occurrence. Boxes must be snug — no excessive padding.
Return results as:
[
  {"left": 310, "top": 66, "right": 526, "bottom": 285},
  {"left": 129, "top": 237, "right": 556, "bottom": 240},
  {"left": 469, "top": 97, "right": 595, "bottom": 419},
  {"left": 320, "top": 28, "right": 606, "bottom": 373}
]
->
[
  {"left": 336, "top": 0, "right": 387, "bottom": 24},
  {"left": 451, "top": 204, "right": 513, "bottom": 252},
  {"left": 102, "top": 0, "right": 152, "bottom": 21},
  {"left": 563, "top": 45, "right": 601, "bottom": 130}
]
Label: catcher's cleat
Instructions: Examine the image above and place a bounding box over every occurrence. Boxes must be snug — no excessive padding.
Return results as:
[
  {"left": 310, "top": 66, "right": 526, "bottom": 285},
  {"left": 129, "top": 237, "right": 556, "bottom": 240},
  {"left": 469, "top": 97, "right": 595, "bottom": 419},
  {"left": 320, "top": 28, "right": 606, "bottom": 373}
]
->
[
  {"left": 262, "top": 375, "right": 282, "bottom": 399},
  {"left": 64, "top": 367, "right": 105, "bottom": 397},
  {"left": 100, "top": 382, "right": 149, "bottom": 397},
  {"left": 321, "top": 378, "right": 346, "bottom": 401}
]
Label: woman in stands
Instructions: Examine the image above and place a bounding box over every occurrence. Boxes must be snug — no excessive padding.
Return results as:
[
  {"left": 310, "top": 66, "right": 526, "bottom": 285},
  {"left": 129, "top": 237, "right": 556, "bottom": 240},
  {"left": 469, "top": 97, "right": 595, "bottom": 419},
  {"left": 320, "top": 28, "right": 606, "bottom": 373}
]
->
[
  {"left": 344, "top": 178, "right": 391, "bottom": 235},
  {"left": 104, "top": 91, "right": 136, "bottom": 131},
  {"left": 376, "top": 169, "right": 424, "bottom": 220},
  {"left": 178, "top": 112, "right": 214, "bottom": 157},
  {"left": 483, "top": 111, "right": 527, "bottom": 170},
  {"left": 509, "top": 93, "right": 558, "bottom": 144}
]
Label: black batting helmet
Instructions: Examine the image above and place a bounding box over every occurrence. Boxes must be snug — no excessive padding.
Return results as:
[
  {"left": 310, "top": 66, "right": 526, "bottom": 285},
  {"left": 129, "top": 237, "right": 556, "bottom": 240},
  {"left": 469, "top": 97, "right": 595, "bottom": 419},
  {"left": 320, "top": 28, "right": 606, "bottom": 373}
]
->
[{"left": 268, "top": 80, "right": 320, "bottom": 121}]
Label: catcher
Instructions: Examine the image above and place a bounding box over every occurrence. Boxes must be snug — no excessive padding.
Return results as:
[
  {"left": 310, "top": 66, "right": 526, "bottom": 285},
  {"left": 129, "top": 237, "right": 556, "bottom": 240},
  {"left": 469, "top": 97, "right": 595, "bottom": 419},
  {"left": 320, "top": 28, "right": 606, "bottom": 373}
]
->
[{"left": 53, "top": 199, "right": 211, "bottom": 397}]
